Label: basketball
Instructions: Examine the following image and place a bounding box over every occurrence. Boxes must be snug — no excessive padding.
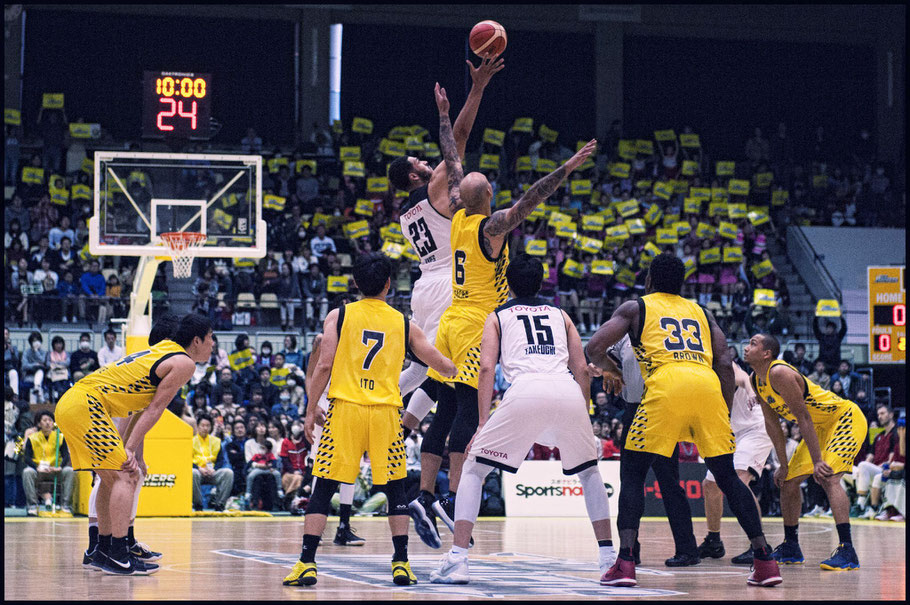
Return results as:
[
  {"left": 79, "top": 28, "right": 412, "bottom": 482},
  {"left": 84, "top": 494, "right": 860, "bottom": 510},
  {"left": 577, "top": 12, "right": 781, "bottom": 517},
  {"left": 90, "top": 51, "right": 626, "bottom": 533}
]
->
[{"left": 470, "top": 20, "right": 507, "bottom": 57}]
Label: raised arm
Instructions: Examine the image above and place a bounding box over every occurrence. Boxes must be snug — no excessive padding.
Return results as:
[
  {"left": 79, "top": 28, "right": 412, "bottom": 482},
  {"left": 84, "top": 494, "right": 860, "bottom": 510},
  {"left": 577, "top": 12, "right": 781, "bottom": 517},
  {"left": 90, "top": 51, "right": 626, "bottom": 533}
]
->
[
  {"left": 434, "top": 83, "right": 464, "bottom": 214},
  {"left": 483, "top": 139, "right": 596, "bottom": 239}
]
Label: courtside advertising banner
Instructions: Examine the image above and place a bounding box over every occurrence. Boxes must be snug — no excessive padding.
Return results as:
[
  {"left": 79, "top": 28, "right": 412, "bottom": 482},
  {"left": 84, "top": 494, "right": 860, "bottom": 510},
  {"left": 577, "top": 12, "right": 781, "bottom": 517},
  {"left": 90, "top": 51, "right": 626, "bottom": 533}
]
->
[{"left": 503, "top": 460, "right": 620, "bottom": 517}]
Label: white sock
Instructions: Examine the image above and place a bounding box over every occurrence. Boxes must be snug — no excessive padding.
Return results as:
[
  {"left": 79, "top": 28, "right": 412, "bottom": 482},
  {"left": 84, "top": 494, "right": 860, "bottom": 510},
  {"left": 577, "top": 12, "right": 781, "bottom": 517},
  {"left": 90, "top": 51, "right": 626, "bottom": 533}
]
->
[
  {"left": 131, "top": 472, "right": 144, "bottom": 520},
  {"left": 451, "top": 545, "right": 467, "bottom": 557},
  {"left": 88, "top": 476, "right": 101, "bottom": 518},
  {"left": 856, "top": 495, "right": 867, "bottom": 508},
  {"left": 599, "top": 545, "right": 616, "bottom": 567}
]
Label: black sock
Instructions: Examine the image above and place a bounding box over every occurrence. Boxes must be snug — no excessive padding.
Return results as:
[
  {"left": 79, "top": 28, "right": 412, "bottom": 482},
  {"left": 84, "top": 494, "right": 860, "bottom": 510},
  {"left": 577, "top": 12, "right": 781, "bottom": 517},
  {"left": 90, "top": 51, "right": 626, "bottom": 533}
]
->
[
  {"left": 446, "top": 491, "right": 456, "bottom": 501},
  {"left": 99, "top": 534, "right": 112, "bottom": 556},
  {"left": 784, "top": 525, "right": 799, "bottom": 544},
  {"left": 88, "top": 526, "right": 99, "bottom": 551},
  {"left": 419, "top": 489, "right": 434, "bottom": 501},
  {"left": 300, "top": 534, "right": 320, "bottom": 564},
  {"left": 110, "top": 536, "right": 130, "bottom": 562},
  {"left": 753, "top": 544, "right": 773, "bottom": 561},
  {"left": 402, "top": 426, "right": 413, "bottom": 440},
  {"left": 338, "top": 504, "right": 352, "bottom": 528},
  {"left": 707, "top": 531, "right": 721, "bottom": 542},
  {"left": 835, "top": 523, "right": 852, "bottom": 545},
  {"left": 127, "top": 526, "right": 136, "bottom": 548},
  {"left": 598, "top": 539, "right": 613, "bottom": 547},
  {"left": 618, "top": 547, "right": 634, "bottom": 561},
  {"left": 392, "top": 534, "right": 409, "bottom": 562}
]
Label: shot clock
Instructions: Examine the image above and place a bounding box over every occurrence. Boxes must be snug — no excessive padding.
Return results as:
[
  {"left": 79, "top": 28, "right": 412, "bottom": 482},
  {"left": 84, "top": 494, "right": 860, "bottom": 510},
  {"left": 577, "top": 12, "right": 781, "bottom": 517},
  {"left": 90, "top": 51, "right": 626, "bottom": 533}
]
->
[
  {"left": 142, "top": 71, "right": 212, "bottom": 139},
  {"left": 868, "top": 266, "right": 906, "bottom": 363}
]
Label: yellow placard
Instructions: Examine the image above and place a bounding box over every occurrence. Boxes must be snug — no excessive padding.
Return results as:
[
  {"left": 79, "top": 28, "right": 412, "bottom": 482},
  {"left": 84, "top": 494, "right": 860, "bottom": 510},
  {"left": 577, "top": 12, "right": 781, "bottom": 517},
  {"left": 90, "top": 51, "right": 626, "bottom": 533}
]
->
[
  {"left": 21, "top": 166, "right": 44, "bottom": 185},
  {"left": 494, "top": 190, "right": 512, "bottom": 209},
  {"left": 539, "top": 124, "right": 559, "bottom": 143},
  {"left": 679, "top": 133, "right": 700, "bottom": 148},
  {"left": 213, "top": 208, "right": 234, "bottom": 230},
  {"left": 674, "top": 220, "right": 692, "bottom": 236},
  {"left": 663, "top": 212, "right": 680, "bottom": 227},
  {"left": 71, "top": 183, "right": 91, "bottom": 201},
  {"left": 653, "top": 181, "right": 673, "bottom": 200},
  {"left": 754, "top": 172, "right": 773, "bottom": 189},
  {"left": 581, "top": 215, "right": 604, "bottom": 231},
  {"left": 711, "top": 187, "right": 729, "bottom": 203},
  {"left": 479, "top": 154, "right": 500, "bottom": 170},
  {"left": 723, "top": 246, "right": 743, "bottom": 263},
  {"left": 548, "top": 211, "right": 572, "bottom": 226},
  {"left": 42, "top": 93, "right": 64, "bottom": 109},
  {"left": 263, "top": 194, "right": 287, "bottom": 212},
  {"left": 615, "top": 199, "right": 639, "bottom": 217},
  {"left": 354, "top": 198, "right": 374, "bottom": 217},
  {"left": 609, "top": 163, "right": 631, "bottom": 179},
  {"left": 343, "top": 220, "right": 370, "bottom": 240},
  {"left": 751, "top": 259, "right": 775, "bottom": 279},
  {"left": 635, "top": 180, "right": 652, "bottom": 191},
  {"left": 575, "top": 236, "right": 603, "bottom": 254},
  {"left": 654, "top": 129, "right": 676, "bottom": 142},
  {"left": 599, "top": 206, "right": 616, "bottom": 224},
  {"left": 401, "top": 245, "right": 420, "bottom": 262},
  {"left": 343, "top": 161, "right": 365, "bottom": 178},
  {"left": 684, "top": 258, "right": 697, "bottom": 279},
  {"left": 410, "top": 125, "right": 429, "bottom": 139},
  {"left": 718, "top": 221, "right": 738, "bottom": 240},
  {"left": 483, "top": 128, "right": 505, "bottom": 146},
  {"left": 754, "top": 289, "right": 777, "bottom": 307},
  {"left": 49, "top": 185, "right": 69, "bottom": 206},
  {"left": 366, "top": 177, "right": 389, "bottom": 193},
  {"left": 267, "top": 157, "right": 289, "bottom": 174},
  {"left": 529, "top": 206, "right": 547, "bottom": 221},
  {"left": 626, "top": 218, "right": 646, "bottom": 235},
  {"left": 405, "top": 136, "right": 424, "bottom": 151},
  {"left": 642, "top": 241, "right": 662, "bottom": 258},
  {"left": 295, "top": 159, "right": 317, "bottom": 174},
  {"left": 69, "top": 123, "right": 99, "bottom": 138},
  {"left": 813, "top": 174, "right": 829, "bottom": 189},
  {"left": 516, "top": 156, "right": 532, "bottom": 172},
  {"left": 644, "top": 204, "right": 662, "bottom": 226},
  {"left": 683, "top": 198, "right": 701, "bottom": 214},
  {"left": 4, "top": 108, "right": 21, "bottom": 126},
  {"left": 423, "top": 142, "right": 441, "bottom": 158},
  {"left": 332, "top": 119, "right": 343, "bottom": 134},
  {"left": 352, "top": 117, "right": 373, "bottom": 134},
  {"left": 617, "top": 140, "right": 637, "bottom": 160},
  {"left": 699, "top": 247, "right": 721, "bottom": 264},
  {"left": 681, "top": 160, "right": 699, "bottom": 176},
  {"left": 771, "top": 190, "right": 789, "bottom": 206},
  {"left": 716, "top": 161, "right": 735, "bottom": 176},
  {"left": 381, "top": 240, "right": 404, "bottom": 260},
  {"left": 592, "top": 260, "right": 615, "bottom": 276},
  {"left": 728, "top": 203, "right": 748, "bottom": 219},
  {"left": 606, "top": 224, "right": 630, "bottom": 240},
  {"left": 655, "top": 228, "right": 678, "bottom": 244},
  {"left": 380, "top": 224, "right": 405, "bottom": 243},
  {"left": 555, "top": 222, "right": 578, "bottom": 239},
  {"left": 562, "top": 259, "right": 584, "bottom": 278},
  {"left": 380, "top": 139, "right": 406, "bottom": 157},
  {"left": 327, "top": 275, "right": 350, "bottom": 293},
  {"left": 672, "top": 179, "right": 689, "bottom": 194},
  {"left": 728, "top": 179, "right": 750, "bottom": 196},
  {"left": 311, "top": 212, "right": 332, "bottom": 228},
  {"left": 615, "top": 267, "right": 637, "bottom": 287},
  {"left": 388, "top": 126, "right": 409, "bottom": 140},
  {"left": 512, "top": 117, "right": 533, "bottom": 133},
  {"left": 525, "top": 239, "right": 547, "bottom": 256},
  {"left": 690, "top": 187, "right": 711, "bottom": 201},
  {"left": 571, "top": 179, "right": 593, "bottom": 196},
  {"left": 748, "top": 210, "right": 770, "bottom": 226},
  {"left": 815, "top": 299, "right": 841, "bottom": 318},
  {"left": 635, "top": 139, "right": 654, "bottom": 155},
  {"left": 708, "top": 202, "right": 728, "bottom": 217},
  {"left": 536, "top": 159, "right": 557, "bottom": 173},
  {"left": 339, "top": 146, "right": 361, "bottom": 161}
]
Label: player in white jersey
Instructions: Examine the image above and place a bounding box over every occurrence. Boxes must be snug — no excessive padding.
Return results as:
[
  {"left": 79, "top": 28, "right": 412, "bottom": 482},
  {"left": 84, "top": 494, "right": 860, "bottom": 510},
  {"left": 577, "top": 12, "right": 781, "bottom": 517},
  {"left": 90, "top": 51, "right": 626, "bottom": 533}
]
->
[
  {"left": 387, "top": 56, "right": 503, "bottom": 431},
  {"left": 430, "top": 254, "right": 616, "bottom": 584},
  {"left": 301, "top": 334, "right": 363, "bottom": 546},
  {"left": 698, "top": 361, "right": 773, "bottom": 565}
]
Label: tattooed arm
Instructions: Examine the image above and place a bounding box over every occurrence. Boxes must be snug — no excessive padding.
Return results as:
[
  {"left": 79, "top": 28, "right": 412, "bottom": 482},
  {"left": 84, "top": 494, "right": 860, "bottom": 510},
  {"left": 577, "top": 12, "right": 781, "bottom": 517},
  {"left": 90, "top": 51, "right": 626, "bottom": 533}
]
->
[
  {"left": 480, "top": 139, "right": 597, "bottom": 257},
  {"left": 434, "top": 83, "right": 464, "bottom": 214}
]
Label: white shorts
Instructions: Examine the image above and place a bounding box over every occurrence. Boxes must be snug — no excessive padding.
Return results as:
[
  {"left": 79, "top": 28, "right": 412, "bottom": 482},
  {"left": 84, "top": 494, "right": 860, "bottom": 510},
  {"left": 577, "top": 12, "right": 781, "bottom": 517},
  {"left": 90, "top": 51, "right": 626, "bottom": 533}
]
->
[
  {"left": 468, "top": 373, "right": 598, "bottom": 475},
  {"left": 704, "top": 428, "right": 773, "bottom": 482},
  {"left": 410, "top": 270, "right": 451, "bottom": 345}
]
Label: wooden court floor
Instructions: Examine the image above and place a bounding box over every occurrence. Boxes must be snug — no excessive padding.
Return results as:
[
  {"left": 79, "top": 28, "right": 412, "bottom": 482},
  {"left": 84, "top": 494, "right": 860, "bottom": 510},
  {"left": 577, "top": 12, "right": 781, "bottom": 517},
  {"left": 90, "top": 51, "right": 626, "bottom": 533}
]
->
[{"left": 4, "top": 516, "right": 905, "bottom": 600}]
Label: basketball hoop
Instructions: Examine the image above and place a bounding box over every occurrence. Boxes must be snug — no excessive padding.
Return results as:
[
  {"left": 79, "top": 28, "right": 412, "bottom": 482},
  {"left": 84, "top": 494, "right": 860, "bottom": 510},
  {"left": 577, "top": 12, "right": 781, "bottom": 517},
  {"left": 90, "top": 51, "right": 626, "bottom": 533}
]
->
[{"left": 160, "top": 232, "right": 206, "bottom": 278}]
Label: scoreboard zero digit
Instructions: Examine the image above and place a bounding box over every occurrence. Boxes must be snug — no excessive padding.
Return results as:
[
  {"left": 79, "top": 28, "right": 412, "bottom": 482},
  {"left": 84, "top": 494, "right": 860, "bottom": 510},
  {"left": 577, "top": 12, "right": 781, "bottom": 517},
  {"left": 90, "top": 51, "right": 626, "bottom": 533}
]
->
[
  {"left": 142, "top": 71, "right": 211, "bottom": 139},
  {"left": 868, "top": 266, "right": 905, "bottom": 363}
]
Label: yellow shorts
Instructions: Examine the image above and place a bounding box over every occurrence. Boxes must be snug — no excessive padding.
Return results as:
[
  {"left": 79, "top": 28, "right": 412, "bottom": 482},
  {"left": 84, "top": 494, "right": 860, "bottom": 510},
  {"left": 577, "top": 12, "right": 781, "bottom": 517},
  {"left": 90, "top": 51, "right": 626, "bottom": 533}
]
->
[
  {"left": 426, "top": 305, "right": 487, "bottom": 388},
  {"left": 626, "top": 364, "right": 735, "bottom": 458},
  {"left": 313, "top": 399, "right": 406, "bottom": 485},
  {"left": 55, "top": 386, "right": 127, "bottom": 471},
  {"left": 786, "top": 403, "right": 867, "bottom": 480}
]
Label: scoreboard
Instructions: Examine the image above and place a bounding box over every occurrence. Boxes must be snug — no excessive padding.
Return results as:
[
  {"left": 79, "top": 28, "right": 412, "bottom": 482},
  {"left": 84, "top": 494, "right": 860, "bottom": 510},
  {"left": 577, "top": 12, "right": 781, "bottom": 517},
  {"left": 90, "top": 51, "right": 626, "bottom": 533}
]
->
[{"left": 868, "top": 266, "right": 905, "bottom": 363}]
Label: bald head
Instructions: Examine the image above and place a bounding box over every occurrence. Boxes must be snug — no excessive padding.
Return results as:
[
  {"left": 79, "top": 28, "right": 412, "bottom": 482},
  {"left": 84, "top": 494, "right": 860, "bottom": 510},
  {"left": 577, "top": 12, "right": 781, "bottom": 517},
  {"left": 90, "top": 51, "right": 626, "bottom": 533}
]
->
[{"left": 460, "top": 172, "right": 492, "bottom": 212}]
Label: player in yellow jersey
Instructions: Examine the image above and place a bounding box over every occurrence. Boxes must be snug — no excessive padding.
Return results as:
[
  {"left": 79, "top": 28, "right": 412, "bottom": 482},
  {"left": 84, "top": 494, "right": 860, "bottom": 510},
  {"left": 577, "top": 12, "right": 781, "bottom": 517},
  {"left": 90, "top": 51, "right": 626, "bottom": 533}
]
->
[
  {"left": 56, "top": 313, "right": 213, "bottom": 576},
  {"left": 587, "top": 253, "right": 780, "bottom": 587},
  {"left": 283, "top": 253, "right": 456, "bottom": 588},
  {"left": 744, "top": 333, "right": 867, "bottom": 571},
  {"left": 407, "top": 82, "right": 598, "bottom": 546}
]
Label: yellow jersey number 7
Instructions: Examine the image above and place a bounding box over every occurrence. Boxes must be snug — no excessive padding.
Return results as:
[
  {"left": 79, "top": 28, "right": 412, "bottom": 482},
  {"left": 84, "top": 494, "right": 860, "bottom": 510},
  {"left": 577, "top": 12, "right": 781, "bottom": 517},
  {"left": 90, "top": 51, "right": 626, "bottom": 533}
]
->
[{"left": 360, "top": 330, "right": 384, "bottom": 390}]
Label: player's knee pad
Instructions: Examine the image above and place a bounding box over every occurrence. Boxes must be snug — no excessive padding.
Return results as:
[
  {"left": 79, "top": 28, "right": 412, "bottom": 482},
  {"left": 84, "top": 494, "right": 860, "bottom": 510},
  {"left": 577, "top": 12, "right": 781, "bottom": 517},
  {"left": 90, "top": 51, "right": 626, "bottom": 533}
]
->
[
  {"left": 305, "top": 478, "right": 339, "bottom": 516},
  {"left": 381, "top": 479, "right": 408, "bottom": 516},
  {"left": 463, "top": 458, "right": 494, "bottom": 481},
  {"left": 577, "top": 466, "right": 611, "bottom": 521}
]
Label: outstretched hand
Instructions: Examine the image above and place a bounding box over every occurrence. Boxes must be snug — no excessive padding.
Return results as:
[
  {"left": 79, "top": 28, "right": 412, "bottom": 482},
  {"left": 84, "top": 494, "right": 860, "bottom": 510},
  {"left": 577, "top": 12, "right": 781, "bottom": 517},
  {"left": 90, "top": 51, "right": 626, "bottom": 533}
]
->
[
  {"left": 434, "top": 82, "right": 449, "bottom": 115},
  {"left": 467, "top": 55, "right": 505, "bottom": 89},
  {"left": 564, "top": 139, "right": 597, "bottom": 174}
]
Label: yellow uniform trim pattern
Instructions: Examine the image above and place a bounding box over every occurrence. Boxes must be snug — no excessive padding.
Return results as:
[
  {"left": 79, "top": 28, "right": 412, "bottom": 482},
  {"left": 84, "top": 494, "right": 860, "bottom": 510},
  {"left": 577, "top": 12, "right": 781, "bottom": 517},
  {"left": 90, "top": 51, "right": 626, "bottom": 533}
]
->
[
  {"left": 754, "top": 360, "right": 855, "bottom": 424},
  {"left": 55, "top": 387, "right": 127, "bottom": 471}
]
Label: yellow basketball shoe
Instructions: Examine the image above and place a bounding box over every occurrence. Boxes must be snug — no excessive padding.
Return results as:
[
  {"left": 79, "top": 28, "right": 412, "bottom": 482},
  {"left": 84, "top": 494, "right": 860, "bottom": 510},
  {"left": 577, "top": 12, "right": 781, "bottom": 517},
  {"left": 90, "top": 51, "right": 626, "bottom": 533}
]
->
[
  {"left": 283, "top": 561, "right": 317, "bottom": 586},
  {"left": 392, "top": 560, "right": 418, "bottom": 586}
]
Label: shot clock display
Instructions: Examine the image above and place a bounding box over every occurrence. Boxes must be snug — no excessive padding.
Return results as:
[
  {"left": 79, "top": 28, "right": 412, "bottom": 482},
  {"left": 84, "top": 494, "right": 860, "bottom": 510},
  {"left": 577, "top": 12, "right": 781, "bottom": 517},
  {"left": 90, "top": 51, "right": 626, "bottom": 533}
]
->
[
  {"left": 868, "top": 266, "right": 905, "bottom": 363},
  {"left": 142, "top": 71, "right": 211, "bottom": 139}
]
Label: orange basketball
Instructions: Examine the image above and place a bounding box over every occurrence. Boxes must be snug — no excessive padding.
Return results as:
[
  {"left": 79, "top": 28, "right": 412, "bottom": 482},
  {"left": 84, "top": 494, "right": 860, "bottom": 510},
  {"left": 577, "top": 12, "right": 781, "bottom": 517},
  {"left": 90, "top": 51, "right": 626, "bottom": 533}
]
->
[{"left": 470, "top": 20, "right": 507, "bottom": 58}]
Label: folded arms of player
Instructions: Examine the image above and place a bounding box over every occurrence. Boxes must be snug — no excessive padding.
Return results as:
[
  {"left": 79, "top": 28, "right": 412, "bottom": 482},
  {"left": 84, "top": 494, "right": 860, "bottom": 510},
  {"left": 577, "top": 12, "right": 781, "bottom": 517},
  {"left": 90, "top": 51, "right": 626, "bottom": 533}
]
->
[
  {"left": 121, "top": 354, "right": 196, "bottom": 473},
  {"left": 585, "top": 300, "right": 636, "bottom": 395},
  {"left": 408, "top": 321, "right": 456, "bottom": 380}
]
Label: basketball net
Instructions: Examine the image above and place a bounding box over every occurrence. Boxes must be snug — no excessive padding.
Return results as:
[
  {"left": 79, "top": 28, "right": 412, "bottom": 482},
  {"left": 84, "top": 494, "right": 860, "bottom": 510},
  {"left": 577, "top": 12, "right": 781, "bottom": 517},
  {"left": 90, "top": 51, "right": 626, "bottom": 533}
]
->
[{"left": 160, "top": 232, "right": 206, "bottom": 279}]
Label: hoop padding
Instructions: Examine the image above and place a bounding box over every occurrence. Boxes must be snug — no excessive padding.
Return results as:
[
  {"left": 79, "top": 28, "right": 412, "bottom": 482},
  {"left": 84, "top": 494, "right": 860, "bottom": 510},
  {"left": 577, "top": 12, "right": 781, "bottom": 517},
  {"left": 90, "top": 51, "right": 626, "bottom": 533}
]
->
[{"left": 160, "top": 232, "right": 207, "bottom": 279}]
